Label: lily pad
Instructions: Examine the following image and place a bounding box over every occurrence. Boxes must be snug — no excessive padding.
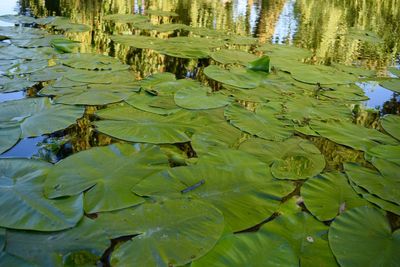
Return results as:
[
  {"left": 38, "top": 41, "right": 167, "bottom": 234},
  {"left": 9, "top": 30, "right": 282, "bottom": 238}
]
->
[
  {"left": 60, "top": 53, "right": 129, "bottom": 71},
  {"left": 94, "top": 104, "right": 197, "bottom": 144},
  {"left": 133, "top": 156, "right": 295, "bottom": 231},
  {"left": 379, "top": 79, "right": 400, "bottom": 93},
  {"left": 0, "top": 158, "right": 83, "bottom": 231},
  {"left": 261, "top": 212, "right": 338, "bottom": 267},
  {"left": 329, "top": 206, "right": 400, "bottom": 267},
  {"left": 0, "top": 97, "right": 84, "bottom": 138},
  {"left": 380, "top": 114, "right": 400, "bottom": 141},
  {"left": 225, "top": 103, "right": 293, "bottom": 141},
  {"left": 49, "top": 17, "right": 91, "bottom": 32},
  {"left": 210, "top": 49, "right": 258, "bottom": 65},
  {"left": 256, "top": 43, "right": 312, "bottom": 60},
  {"left": 45, "top": 144, "right": 169, "bottom": 213},
  {"left": 174, "top": 82, "right": 230, "bottom": 110},
  {"left": 0, "top": 228, "right": 4, "bottom": 250},
  {"left": 388, "top": 67, "right": 400, "bottom": 77},
  {"left": 310, "top": 120, "right": 398, "bottom": 151},
  {"left": 191, "top": 231, "right": 298, "bottom": 267},
  {"left": 204, "top": 65, "right": 266, "bottom": 89},
  {"left": 126, "top": 93, "right": 181, "bottom": 115},
  {"left": 0, "top": 76, "right": 36, "bottom": 93},
  {"left": 5, "top": 217, "right": 111, "bottom": 266},
  {"left": 345, "top": 162, "right": 400, "bottom": 206},
  {"left": 365, "top": 145, "right": 400, "bottom": 165},
  {"left": 345, "top": 28, "right": 383, "bottom": 44},
  {"left": 0, "top": 123, "right": 20, "bottom": 154},
  {"left": 109, "top": 199, "right": 224, "bottom": 267},
  {"left": 302, "top": 172, "right": 368, "bottom": 221},
  {"left": 0, "top": 252, "right": 35, "bottom": 267}
]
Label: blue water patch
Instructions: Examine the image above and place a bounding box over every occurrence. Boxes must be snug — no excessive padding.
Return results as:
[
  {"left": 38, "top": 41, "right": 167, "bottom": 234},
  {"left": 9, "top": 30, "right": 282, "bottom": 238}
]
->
[
  {"left": 0, "top": 135, "right": 46, "bottom": 158},
  {"left": 0, "top": 91, "right": 25, "bottom": 103}
]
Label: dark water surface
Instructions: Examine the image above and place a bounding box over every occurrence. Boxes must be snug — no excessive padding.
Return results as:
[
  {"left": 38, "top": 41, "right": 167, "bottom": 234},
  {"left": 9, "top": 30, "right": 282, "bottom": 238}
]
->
[{"left": 1, "top": 0, "right": 400, "bottom": 158}]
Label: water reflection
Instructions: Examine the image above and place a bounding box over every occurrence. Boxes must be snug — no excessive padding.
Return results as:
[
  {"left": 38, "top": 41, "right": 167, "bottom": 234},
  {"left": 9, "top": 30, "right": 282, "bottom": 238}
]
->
[
  {"left": 272, "top": 0, "right": 297, "bottom": 44},
  {"left": 0, "top": 91, "right": 25, "bottom": 103}
]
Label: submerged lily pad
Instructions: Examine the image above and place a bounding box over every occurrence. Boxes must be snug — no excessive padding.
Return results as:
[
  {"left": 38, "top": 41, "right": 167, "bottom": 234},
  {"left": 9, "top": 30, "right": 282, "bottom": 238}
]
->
[
  {"left": 380, "top": 114, "right": 400, "bottom": 141},
  {"left": 261, "top": 212, "right": 338, "bottom": 267},
  {"left": 110, "top": 199, "right": 224, "bottom": 267},
  {"left": 45, "top": 144, "right": 169, "bottom": 213},
  {"left": 311, "top": 120, "right": 398, "bottom": 151},
  {"left": 329, "top": 206, "right": 400, "bottom": 267},
  {"left": 191, "top": 231, "right": 298, "bottom": 267},
  {"left": 301, "top": 172, "right": 368, "bottom": 221},
  {"left": 225, "top": 103, "right": 293, "bottom": 141},
  {"left": 0, "top": 159, "right": 83, "bottom": 231},
  {"left": 133, "top": 154, "right": 295, "bottom": 231},
  {"left": 204, "top": 65, "right": 266, "bottom": 89}
]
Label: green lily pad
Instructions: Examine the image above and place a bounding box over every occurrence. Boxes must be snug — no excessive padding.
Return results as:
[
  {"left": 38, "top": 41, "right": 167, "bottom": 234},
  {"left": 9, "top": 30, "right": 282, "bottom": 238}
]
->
[
  {"left": 379, "top": 78, "right": 400, "bottom": 93},
  {"left": 0, "top": 123, "right": 20, "bottom": 155},
  {"left": 0, "top": 158, "right": 83, "bottom": 231},
  {"left": 225, "top": 103, "right": 293, "bottom": 141},
  {"left": 345, "top": 28, "right": 383, "bottom": 44},
  {"left": 332, "top": 63, "right": 376, "bottom": 78},
  {"left": 204, "top": 65, "right": 266, "bottom": 89},
  {"left": 110, "top": 199, "right": 224, "bottom": 267},
  {"left": 5, "top": 217, "right": 111, "bottom": 266},
  {"left": 349, "top": 180, "right": 400, "bottom": 215},
  {"left": 174, "top": 82, "right": 230, "bottom": 110},
  {"left": 94, "top": 104, "right": 197, "bottom": 144},
  {"left": 45, "top": 144, "right": 169, "bottom": 213},
  {"left": 302, "top": 172, "right": 368, "bottom": 221},
  {"left": 345, "top": 162, "right": 400, "bottom": 206},
  {"left": 0, "top": 98, "right": 84, "bottom": 138},
  {"left": 227, "top": 36, "right": 258, "bottom": 45},
  {"left": 284, "top": 95, "right": 353, "bottom": 123},
  {"left": 49, "top": 17, "right": 91, "bottom": 32},
  {"left": 0, "top": 15, "right": 36, "bottom": 24},
  {"left": 28, "top": 65, "right": 71, "bottom": 82},
  {"left": 381, "top": 114, "right": 400, "bottom": 141},
  {"left": 0, "top": 76, "right": 36, "bottom": 93},
  {"left": 60, "top": 53, "right": 129, "bottom": 71},
  {"left": 191, "top": 231, "right": 298, "bottom": 267},
  {"left": 329, "top": 206, "right": 400, "bottom": 267},
  {"left": 50, "top": 38, "right": 80, "bottom": 53},
  {"left": 261, "top": 212, "right": 337, "bottom": 267},
  {"left": 0, "top": 228, "right": 4, "bottom": 250},
  {"left": 389, "top": 67, "right": 400, "bottom": 77},
  {"left": 310, "top": 120, "right": 398, "bottom": 151},
  {"left": 210, "top": 49, "right": 258, "bottom": 65},
  {"left": 133, "top": 154, "right": 295, "bottom": 231},
  {"left": 320, "top": 84, "right": 369, "bottom": 101},
  {"left": 126, "top": 93, "right": 181, "bottom": 115},
  {"left": 0, "top": 252, "right": 35, "bottom": 267},
  {"left": 365, "top": 145, "right": 400, "bottom": 165},
  {"left": 6, "top": 59, "right": 48, "bottom": 75},
  {"left": 256, "top": 43, "right": 312, "bottom": 60}
]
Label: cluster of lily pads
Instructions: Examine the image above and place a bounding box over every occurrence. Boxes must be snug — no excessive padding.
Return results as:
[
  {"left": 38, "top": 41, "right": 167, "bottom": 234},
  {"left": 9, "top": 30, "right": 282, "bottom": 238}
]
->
[{"left": 0, "top": 11, "right": 399, "bottom": 267}]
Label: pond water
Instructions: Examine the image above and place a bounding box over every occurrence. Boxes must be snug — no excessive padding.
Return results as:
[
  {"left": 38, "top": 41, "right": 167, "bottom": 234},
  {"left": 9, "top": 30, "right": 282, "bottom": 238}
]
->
[{"left": 0, "top": 1, "right": 400, "bottom": 266}]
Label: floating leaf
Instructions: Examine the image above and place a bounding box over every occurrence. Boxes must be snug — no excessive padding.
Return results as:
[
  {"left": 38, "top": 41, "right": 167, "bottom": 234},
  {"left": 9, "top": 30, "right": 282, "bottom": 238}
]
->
[
  {"left": 191, "top": 232, "right": 298, "bottom": 267},
  {"left": 0, "top": 76, "right": 35, "bottom": 93},
  {"left": 126, "top": 93, "right": 181, "bottom": 115},
  {"left": 329, "top": 206, "right": 400, "bottom": 267},
  {"left": 345, "top": 162, "right": 400, "bottom": 206},
  {"left": 5, "top": 217, "right": 111, "bottom": 266},
  {"left": 174, "top": 82, "right": 230, "bottom": 110},
  {"left": 111, "top": 35, "right": 163, "bottom": 50},
  {"left": 380, "top": 79, "right": 400, "bottom": 93},
  {"left": 45, "top": 144, "right": 168, "bottom": 213},
  {"left": 0, "top": 252, "right": 35, "bottom": 267},
  {"left": 0, "top": 15, "right": 36, "bottom": 24},
  {"left": 311, "top": 120, "right": 398, "bottom": 151},
  {"left": 389, "top": 67, "right": 400, "bottom": 77},
  {"left": 110, "top": 200, "right": 225, "bottom": 267},
  {"left": 49, "top": 17, "right": 91, "bottom": 32},
  {"left": 302, "top": 172, "right": 368, "bottom": 221},
  {"left": 0, "top": 122, "right": 20, "bottom": 154},
  {"left": 261, "top": 212, "right": 338, "bottom": 267},
  {"left": 365, "top": 145, "right": 400, "bottom": 165},
  {"left": 133, "top": 154, "right": 295, "bottom": 231},
  {"left": 380, "top": 114, "right": 400, "bottom": 141},
  {"left": 0, "top": 228, "right": 4, "bottom": 250},
  {"left": 50, "top": 38, "right": 80, "bottom": 53},
  {"left": 60, "top": 53, "right": 129, "bottom": 71},
  {"left": 225, "top": 103, "right": 293, "bottom": 141},
  {"left": 247, "top": 55, "right": 270, "bottom": 73},
  {"left": 0, "top": 98, "right": 84, "bottom": 138},
  {"left": 210, "top": 49, "right": 258, "bottom": 65},
  {"left": 94, "top": 104, "right": 197, "bottom": 144},
  {"left": 204, "top": 65, "right": 266, "bottom": 89},
  {"left": 256, "top": 43, "right": 312, "bottom": 60},
  {"left": 0, "top": 158, "right": 83, "bottom": 231}
]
